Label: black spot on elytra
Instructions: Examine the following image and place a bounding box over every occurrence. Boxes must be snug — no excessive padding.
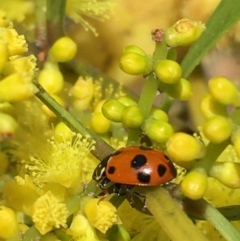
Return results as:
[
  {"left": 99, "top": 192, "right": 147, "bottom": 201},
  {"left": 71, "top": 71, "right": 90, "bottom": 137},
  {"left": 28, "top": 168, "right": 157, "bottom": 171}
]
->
[
  {"left": 158, "top": 164, "right": 167, "bottom": 177},
  {"left": 137, "top": 172, "right": 151, "bottom": 183},
  {"left": 131, "top": 155, "right": 147, "bottom": 170},
  {"left": 108, "top": 166, "right": 116, "bottom": 174}
]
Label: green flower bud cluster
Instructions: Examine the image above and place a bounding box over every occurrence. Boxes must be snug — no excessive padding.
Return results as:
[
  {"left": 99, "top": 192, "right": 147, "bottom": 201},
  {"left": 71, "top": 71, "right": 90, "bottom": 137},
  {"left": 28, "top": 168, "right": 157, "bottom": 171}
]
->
[
  {"left": 119, "top": 45, "right": 192, "bottom": 100},
  {"left": 118, "top": 19, "right": 206, "bottom": 104},
  {"left": 101, "top": 97, "right": 175, "bottom": 144},
  {"left": 178, "top": 76, "right": 240, "bottom": 198},
  {"left": 200, "top": 76, "right": 240, "bottom": 144}
]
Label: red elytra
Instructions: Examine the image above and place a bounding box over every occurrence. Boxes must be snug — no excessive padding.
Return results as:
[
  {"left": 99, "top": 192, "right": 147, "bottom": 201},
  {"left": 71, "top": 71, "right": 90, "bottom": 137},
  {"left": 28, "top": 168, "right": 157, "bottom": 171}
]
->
[{"left": 93, "top": 146, "right": 177, "bottom": 188}]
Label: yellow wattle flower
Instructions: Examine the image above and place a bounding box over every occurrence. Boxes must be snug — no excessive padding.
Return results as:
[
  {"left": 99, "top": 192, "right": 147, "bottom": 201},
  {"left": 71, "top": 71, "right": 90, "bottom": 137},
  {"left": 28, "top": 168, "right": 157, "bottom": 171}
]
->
[
  {"left": 22, "top": 133, "right": 95, "bottom": 188},
  {"left": 82, "top": 197, "right": 121, "bottom": 234},
  {"left": 30, "top": 191, "right": 68, "bottom": 235}
]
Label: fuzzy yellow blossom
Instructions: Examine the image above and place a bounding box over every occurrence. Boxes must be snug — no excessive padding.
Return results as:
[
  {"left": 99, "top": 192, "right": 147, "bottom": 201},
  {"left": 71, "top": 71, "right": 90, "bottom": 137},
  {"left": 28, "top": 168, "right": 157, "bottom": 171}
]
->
[
  {"left": 0, "top": 74, "right": 33, "bottom": 103},
  {"left": 22, "top": 133, "right": 95, "bottom": 189},
  {"left": 0, "top": 73, "right": 37, "bottom": 102},
  {"left": 66, "top": 0, "right": 115, "bottom": 36},
  {"left": 0, "top": 27, "right": 27, "bottom": 55},
  {"left": 83, "top": 197, "right": 120, "bottom": 234},
  {"left": 0, "top": 206, "right": 20, "bottom": 239},
  {"left": 3, "top": 55, "right": 37, "bottom": 78},
  {"left": 3, "top": 175, "right": 40, "bottom": 215},
  {"left": 67, "top": 213, "right": 100, "bottom": 241},
  {"left": 30, "top": 191, "right": 68, "bottom": 235}
]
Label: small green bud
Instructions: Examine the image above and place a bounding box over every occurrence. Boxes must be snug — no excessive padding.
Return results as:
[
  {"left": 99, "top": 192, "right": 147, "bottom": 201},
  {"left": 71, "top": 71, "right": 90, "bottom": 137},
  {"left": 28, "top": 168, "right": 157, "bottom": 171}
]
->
[
  {"left": 119, "top": 52, "right": 153, "bottom": 75},
  {"left": 158, "top": 78, "right": 192, "bottom": 101},
  {"left": 102, "top": 100, "right": 125, "bottom": 122},
  {"left": 118, "top": 96, "right": 137, "bottom": 107},
  {"left": 202, "top": 116, "right": 232, "bottom": 143},
  {"left": 151, "top": 109, "right": 169, "bottom": 122},
  {"left": 209, "top": 162, "right": 240, "bottom": 189},
  {"left": 49, "top": 37, "right": 77, "bottom": 62},
  {"left": 166, "top": 132, "right": 205, "bottom": 163},
  {"left": 208, "top": 76, "right": 240, "bottom": 106},
  {"left": 123, "top": 45, "right": 147, "bottom": 56},
  {"left": 142, "top": 119, "right": 174, "bottom": 143},
  {"left": 121, "top": 105, "right": 144, "bottom": 128},
  {"left": 180, "top": 168, "right": 208, "bottom": 200},
  {"left": 155, "top": 59, "right": 182, "bottom": 84},
  {"left": 200, "top": 94, "right": 228, "bottom": 118},
  {"left": 165, "top": 18, "right": 206, "bottom": 47}
]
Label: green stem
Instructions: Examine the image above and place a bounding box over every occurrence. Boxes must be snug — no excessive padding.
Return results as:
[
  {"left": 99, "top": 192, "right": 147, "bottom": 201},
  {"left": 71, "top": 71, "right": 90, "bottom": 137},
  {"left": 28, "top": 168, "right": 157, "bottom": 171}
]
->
[
  {"left": 34, "top": 81, "right": 115, "bottom": 160},
  {"left": 126, "top": 73, "right": 159, "bottom": 145},
  {"left": 46, "top": 0, "right": 66, "bottom": 44},
  {"left": 204, "top": 202, "right": 240, "bottom": 241},
  {"left": 158, "top": 93, "right": 174, "bottom": 113},
  {"left": 146, "top": 187, "right": 209, "bottom": 241},
  {"left": 184, "top": 199, "right": 240, "bottom": 241},
  {"left": 194, "top": 140, "right": 230, "bottom": 172}
]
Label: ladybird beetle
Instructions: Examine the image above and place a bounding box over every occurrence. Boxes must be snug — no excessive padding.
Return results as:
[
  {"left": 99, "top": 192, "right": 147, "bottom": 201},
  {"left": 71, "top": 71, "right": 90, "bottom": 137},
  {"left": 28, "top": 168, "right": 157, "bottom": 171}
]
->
[{"left": 92, "top": 146, "right": 177, "bottom": 198}]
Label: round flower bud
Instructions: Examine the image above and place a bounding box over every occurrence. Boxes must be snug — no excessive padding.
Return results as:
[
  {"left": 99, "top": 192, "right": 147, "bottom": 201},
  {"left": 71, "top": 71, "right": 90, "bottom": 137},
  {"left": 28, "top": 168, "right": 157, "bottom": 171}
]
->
[
  {"left": 0, "top": 206, "right": 19, "bottom": 239},
  {"left": 94, "top": 100, "right": 107, "bottom": 113},
  {"left": 102, "top": 99, "right": 125, "bottom": 122},
  {"left": 142, "top": 119, "right": 174, "bottom": 143},
  {"left": 54, "top": 122, "right": 73, "bottom": 143},
  {"left": 164, "top": 78, "right": 192, "bottom": 101},
  {"left": 49, "top": 36, "right": 77, "bottom": 62},
  {"left": 180, "top": 168, "right": 208, "bottom": 200},
  {"left": 155, "top": 60, "right": 182, "bottom": 84},
  {"left": 202, "top": 116, "right": 232, "bottom": 143},
  {"left": 0, "top": 42, "right": 8, "bottom": 73},
  {"left": 208, "top": 76, "right": 240, "bottom": 106},
  {"left": 91, "top": 112, "right": 111, "bottom": 134},
  {"left": 151, "top": 109, "right": 169, "bottom": 122},
  {"left": 166, "top": 132, "right": 205, "bottom": 163},
  {"left": 0, "top": 112, "right": 18, "bottom": 140},
  {"left": 200, "top": 94, "right": 227, "bottom": 118},
  {"left": 209, "top": 162, "right": 240, "bottom": 189},
  {"left": 121, "top": 105, "right": 144, "bottom": 128},
  {"left": 38, "top": 62, "right": 64, "bottom": 95},
  {"left": 118, "top": 96, "right": 137, "bottom": 107},
  {"left": 123, "top": 45, "right": 148, "bottom": 56},
  {"left": 165, "top": 18, "right": 206, "bottom": 47},
  {"left": 119, "top": 52, "right": 153, "bottom": 75}
]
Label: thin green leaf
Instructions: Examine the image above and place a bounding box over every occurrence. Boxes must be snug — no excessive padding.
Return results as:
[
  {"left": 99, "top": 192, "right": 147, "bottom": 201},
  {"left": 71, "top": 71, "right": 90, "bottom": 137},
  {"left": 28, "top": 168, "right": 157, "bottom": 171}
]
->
[{"left": 181, "top": 0, "right": 240, "bottom": 78}]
